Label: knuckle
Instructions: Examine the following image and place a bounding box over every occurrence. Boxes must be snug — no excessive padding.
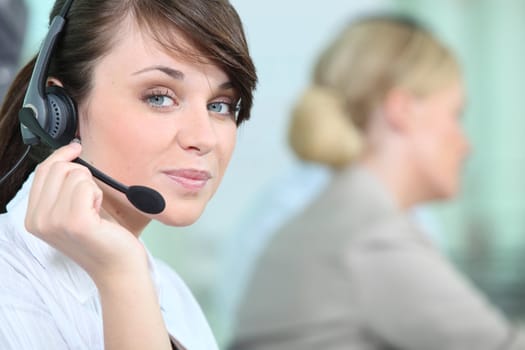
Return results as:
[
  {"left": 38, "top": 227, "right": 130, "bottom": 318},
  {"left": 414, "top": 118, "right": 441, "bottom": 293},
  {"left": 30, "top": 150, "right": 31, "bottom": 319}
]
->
[
  {"left": 49, "top": 160, "right": 69, "bottom": 173},
  {"left": 33, "top": 162, "right": 47, "bottom": 176},
  {"left": 69, "top": 166, "right": 92, "bottom": 180}
]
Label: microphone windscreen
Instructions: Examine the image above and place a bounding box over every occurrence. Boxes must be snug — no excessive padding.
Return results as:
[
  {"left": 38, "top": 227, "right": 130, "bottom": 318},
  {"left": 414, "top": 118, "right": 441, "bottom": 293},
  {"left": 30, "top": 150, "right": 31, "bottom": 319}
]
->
[{"left": 126, "top": 186, "right": 166, "bottom": 214}]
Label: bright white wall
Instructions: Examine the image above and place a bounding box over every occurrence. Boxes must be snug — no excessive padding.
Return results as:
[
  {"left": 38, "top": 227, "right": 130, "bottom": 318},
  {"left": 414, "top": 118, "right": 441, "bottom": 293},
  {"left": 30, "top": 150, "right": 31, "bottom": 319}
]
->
[{"left": 21, "top": 0, "right": 54, "bottom": 61}]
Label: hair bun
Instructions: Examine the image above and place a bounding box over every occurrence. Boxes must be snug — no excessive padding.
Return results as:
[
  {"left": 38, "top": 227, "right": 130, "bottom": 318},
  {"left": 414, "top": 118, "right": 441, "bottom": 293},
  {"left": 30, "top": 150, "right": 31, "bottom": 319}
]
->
[{"left": 288, "top": 86, "right": 363, "bottom": 168}]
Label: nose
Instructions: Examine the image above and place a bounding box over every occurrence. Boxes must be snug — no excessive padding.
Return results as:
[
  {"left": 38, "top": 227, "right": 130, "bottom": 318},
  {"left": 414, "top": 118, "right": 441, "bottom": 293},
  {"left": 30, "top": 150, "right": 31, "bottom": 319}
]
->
[{"left": 176, "top": 104, "right": 217, "bottom": 155}]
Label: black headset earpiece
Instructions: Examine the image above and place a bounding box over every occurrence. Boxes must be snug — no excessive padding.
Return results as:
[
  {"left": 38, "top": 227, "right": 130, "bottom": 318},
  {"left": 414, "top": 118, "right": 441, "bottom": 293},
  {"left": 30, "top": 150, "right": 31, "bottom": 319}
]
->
[{"left": 44, "top": 85, "right": 78, "bottom": 146}]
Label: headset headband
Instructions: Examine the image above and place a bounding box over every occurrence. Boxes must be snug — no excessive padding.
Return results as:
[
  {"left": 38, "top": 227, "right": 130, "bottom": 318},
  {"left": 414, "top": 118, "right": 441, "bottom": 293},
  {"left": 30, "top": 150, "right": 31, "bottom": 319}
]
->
[{"left": 20, "top": 0, "right": 75, "bottom": 145}]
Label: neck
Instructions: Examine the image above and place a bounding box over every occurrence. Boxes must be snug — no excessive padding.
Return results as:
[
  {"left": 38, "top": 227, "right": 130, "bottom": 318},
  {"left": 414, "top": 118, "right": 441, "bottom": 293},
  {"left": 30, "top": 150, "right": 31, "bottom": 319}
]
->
[{"left": 358, "top": 150, "right": 429, "bottom": 210}]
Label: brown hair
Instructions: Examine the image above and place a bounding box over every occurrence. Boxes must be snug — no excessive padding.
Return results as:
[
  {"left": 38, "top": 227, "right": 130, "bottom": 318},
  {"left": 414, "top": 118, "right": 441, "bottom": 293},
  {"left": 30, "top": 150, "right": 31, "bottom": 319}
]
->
[
  {"left": 0, "top": 0, "right": 257, "bottom": 212},
  {"left": 289, "top": 14, "right": 460, "bottom": 168}
]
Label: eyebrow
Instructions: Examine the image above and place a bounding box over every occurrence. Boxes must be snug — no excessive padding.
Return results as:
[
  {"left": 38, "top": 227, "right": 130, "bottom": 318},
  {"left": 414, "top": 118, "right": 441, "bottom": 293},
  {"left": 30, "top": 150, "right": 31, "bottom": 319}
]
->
[
  {"left": 132, "top": 64, "right": 235, "bottom": 91},
  {"left": 219, "top": 81, "right": 234, "bottom": 90},
  {"left": 132, "top": 65, "right": 184, "bottom": 80}
]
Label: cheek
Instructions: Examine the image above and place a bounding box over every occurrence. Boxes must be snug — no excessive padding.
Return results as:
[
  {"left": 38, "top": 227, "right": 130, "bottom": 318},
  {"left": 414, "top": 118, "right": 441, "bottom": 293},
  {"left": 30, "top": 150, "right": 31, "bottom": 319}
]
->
[
  {"left": 440, "top": 124, "right": 468, "bottom": 166},
  {"left": 417, "top": 118, "right": 464, "bottom": 160},
  {"left": 426, "top": 126, "right": 466, "bottom": 196},
  {"left": 216, "top": 126, "right": 237, "bottom": 174},
  {"left": 411, "top": 126, "right": 454, "bottom": 174},
  {"left": 79, "top": 100, "right": 152, "bottom": 175}
]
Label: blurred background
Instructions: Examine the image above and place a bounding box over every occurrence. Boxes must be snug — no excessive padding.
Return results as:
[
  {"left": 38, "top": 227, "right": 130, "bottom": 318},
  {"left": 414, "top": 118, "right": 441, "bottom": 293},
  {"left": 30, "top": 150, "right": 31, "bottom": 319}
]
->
[{"left": 8, "top": 0, "right": 525, "bottom": 347}]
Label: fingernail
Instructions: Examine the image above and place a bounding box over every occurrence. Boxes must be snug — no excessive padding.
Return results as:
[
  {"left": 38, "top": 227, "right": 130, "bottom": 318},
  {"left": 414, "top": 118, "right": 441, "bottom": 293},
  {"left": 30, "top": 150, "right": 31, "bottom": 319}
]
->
[{"left": 70, "top": 138, "right": 81, "bottom": 144}]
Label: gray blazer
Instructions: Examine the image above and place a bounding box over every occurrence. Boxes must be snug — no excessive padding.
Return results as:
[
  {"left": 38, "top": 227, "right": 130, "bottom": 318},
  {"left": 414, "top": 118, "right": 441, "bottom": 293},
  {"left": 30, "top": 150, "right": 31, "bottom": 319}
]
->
[{"left": 229, "top": 166, "right": 525, "bottom": 350}]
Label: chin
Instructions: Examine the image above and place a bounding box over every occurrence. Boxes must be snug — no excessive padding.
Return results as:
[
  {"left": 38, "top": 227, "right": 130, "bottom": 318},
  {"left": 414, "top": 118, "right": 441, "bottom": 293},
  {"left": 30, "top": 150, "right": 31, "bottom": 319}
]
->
[{"left": 156, "top": 205, "right": 206, "bottom": 227}]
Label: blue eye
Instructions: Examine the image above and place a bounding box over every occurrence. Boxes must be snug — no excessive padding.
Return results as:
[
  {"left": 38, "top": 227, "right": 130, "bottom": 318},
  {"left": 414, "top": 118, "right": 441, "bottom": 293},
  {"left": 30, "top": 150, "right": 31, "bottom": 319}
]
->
[
  {"left": 208, "top": 101, "right": 234, "bottom": 115},
  {"left": 147, "top": 94, "right": 175, "bottom": 108}
]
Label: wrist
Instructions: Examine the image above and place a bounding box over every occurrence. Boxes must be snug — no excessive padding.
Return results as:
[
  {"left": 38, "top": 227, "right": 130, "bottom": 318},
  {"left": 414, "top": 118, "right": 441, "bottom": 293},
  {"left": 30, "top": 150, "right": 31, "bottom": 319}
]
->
[
  {"left": 90, "top": 246, "right": 151, "bottom": 291},
  {"left": 94, "top": 262, "right": 153, "bottom": 298}
]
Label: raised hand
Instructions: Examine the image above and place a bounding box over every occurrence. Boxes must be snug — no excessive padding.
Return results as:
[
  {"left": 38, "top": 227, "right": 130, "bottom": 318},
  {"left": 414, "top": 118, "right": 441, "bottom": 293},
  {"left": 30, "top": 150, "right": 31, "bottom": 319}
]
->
[{"left": 24, "top": 141, "right": 148, "bottom": 285}]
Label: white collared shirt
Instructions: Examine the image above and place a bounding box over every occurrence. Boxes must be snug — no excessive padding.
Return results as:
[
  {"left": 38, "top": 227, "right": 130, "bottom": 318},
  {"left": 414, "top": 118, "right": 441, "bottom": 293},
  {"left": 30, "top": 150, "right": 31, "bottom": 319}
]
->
[{"left": 0, "top": 174, "right": 218, "bottom": 350}]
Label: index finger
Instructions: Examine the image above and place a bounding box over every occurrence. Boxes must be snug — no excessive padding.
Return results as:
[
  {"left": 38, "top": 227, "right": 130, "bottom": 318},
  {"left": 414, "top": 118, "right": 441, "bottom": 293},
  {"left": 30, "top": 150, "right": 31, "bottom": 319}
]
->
[{"left": 29, "top": 141, "right": 83, "bottom": 205}]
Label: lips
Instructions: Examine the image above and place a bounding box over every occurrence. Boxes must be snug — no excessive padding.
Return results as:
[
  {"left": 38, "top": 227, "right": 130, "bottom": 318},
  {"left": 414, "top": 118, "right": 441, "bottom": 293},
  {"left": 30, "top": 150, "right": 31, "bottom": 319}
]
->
[{"left": 164, "top": 169, "right": 212, "bottom": 191}]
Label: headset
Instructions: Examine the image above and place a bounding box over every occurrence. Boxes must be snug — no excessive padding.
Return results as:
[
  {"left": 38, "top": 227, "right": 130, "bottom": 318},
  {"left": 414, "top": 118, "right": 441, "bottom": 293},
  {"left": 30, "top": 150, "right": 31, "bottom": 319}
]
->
[
  {"left": 19, "top": 0, "right": 76, "bottom": 147},
  {"left": 16, "top": 0, "right": 166, "bottom": 214}
]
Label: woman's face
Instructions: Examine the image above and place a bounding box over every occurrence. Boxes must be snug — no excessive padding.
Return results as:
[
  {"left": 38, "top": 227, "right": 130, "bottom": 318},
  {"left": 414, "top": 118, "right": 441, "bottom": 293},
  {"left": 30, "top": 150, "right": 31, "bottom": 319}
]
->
[
  {"left": 409, "top": 79, "right": 470, "bottom": 201},
  {"left": 78, "top": 23, "right": 239, "bottom": 233}
]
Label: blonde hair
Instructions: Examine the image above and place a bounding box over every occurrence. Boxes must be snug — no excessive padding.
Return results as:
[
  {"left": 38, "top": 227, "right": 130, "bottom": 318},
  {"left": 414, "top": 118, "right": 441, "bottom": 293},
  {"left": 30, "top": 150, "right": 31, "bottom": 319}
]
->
[{"left": 289, "top": 15, "right": 461, "bottom": 168}]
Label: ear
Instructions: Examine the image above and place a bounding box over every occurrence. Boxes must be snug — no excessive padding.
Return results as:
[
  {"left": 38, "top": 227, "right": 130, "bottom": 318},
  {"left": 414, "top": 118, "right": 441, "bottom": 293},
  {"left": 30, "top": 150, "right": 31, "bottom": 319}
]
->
[
  {"left": 46, "top": 77, "right": 64, "bottom": 87},
  {"left": 382, "top": 87, "right": 416, "bottom": 133}
]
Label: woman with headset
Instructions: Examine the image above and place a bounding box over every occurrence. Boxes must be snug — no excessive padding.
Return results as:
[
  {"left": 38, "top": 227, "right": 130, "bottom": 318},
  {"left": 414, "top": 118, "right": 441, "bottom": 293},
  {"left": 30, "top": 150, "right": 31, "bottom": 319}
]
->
[
  {"left": 0, "top": 0, "right": 256, "bottom": 349},
  {"left": 229, "top": 15, "right": 525, "bottom": 350}
]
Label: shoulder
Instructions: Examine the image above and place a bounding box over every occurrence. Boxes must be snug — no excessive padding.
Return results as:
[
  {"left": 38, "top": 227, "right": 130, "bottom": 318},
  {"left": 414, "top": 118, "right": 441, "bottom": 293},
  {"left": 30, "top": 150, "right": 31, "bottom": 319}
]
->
[
  {"left": 354, "top": 214, "right": 428, "bottom": 247},
  {"left": 0, "top": 212, "right": 46, "bottom": 274},
  {"left": 0, "top": 215, "right": 47, "bottom": 309},
  {"left": 0, "top": 236, "right": 50, "bottom": 325},
  {"left": 0, "top": 214, "right": 33, "bottom": 275}
]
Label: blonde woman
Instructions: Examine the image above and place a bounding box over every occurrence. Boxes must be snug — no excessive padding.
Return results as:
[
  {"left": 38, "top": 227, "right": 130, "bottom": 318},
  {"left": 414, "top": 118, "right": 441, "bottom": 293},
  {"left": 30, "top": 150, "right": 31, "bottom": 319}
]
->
[{"left": 228, "top": 15, "right": 525, "bottom": 350}]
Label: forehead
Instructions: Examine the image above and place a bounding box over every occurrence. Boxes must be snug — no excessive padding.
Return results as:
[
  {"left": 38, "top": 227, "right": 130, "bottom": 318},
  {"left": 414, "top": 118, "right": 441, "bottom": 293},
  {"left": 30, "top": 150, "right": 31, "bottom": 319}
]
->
[
  {"left": 105, "top": 14, "right": 213, "bottom": 64},
  {"left": 96, "top": 19, "right": 226, "bottom": 79}
]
